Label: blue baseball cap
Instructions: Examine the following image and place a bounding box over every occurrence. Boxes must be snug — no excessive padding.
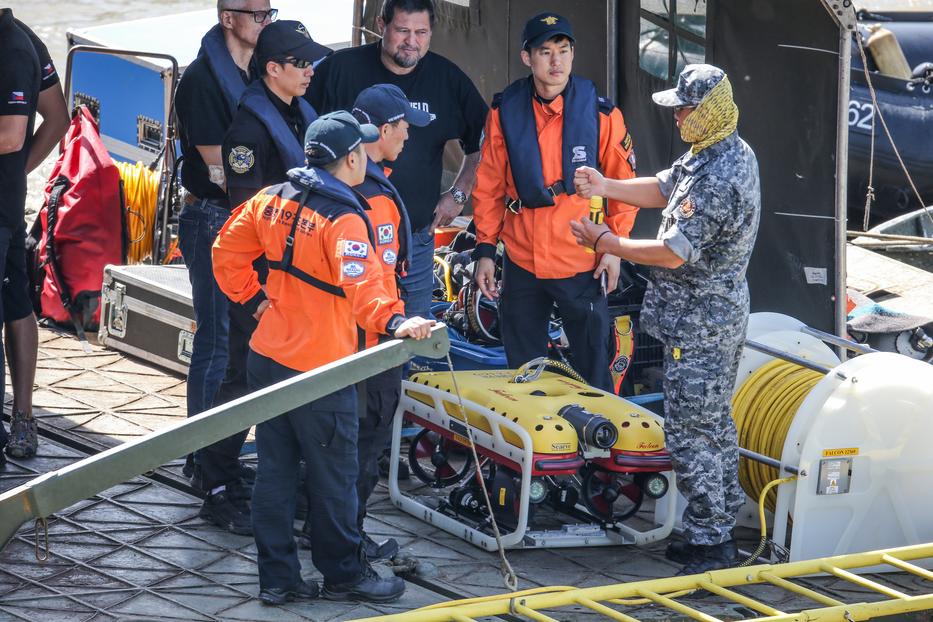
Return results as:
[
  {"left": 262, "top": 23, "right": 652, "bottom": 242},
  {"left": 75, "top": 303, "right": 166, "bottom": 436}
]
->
[
  {"left": 522, "top": 12, "right": 575, "bottom": 50},
  {"left": 304, "top": 111, "right": 379, "bottom": 166},
  {"left": 351, "top": 84, "right": 432, "bottom": 128}
]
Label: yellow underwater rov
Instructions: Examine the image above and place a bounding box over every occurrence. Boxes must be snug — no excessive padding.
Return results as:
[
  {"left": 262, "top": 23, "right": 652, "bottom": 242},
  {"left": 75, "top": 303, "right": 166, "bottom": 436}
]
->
[{"left": 388, "top": 359, "right": 677, "bottom": 550}]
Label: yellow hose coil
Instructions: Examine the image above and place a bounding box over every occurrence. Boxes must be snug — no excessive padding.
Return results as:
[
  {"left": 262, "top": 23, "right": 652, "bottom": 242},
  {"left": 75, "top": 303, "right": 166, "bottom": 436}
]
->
[
  {"left": 732, "top": 360, "right": 822, "bottom": 512},
  {"left": 116, "top": 161, "right": 159, "bottom": 264}
]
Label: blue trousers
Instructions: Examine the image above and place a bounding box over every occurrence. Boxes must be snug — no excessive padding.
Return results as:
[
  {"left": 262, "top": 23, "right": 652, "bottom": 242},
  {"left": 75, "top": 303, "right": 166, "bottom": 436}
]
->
[
  {"left": 247, "top": 350, "right": 363, "bottom": 589},
  {"left": 177, "top": 198, "right": 230, "bottom": 416},
  {"left": 399, "top": 226, "right": 435, "bottom": 320}
]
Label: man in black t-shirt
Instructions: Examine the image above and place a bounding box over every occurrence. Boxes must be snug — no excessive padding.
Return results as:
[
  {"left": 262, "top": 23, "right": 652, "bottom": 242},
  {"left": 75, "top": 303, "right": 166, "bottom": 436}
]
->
[
  {"left": 173, "top": 0, "right": 274, "bottom": 534},
  {"left": 0, "top": 8, "right": 41, "bottom": 467},
  {"left": 307, "top": 0, "right": 488, "bottom": 320},
  {"left": 1, "top": 18, "right": 70, "bottom": 463}
]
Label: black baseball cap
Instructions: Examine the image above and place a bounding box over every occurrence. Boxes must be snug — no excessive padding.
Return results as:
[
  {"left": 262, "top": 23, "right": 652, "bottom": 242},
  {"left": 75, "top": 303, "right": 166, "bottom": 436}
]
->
[
  {"left": 522, "top": 12, "right": 575, "bottom": 50},
  {"left": 351, "top": 84, "right": 432, "bottom": 127},
  {"left": 304, "top": 111, "right": 380, "bottom": 166},
  {"left": 255, "top": 20, "right": 331, "bottom": 68}
]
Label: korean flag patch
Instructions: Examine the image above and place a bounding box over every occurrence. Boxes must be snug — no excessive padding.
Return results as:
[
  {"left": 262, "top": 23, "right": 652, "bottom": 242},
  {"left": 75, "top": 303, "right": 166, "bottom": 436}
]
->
[
  {"left": 343, "top": 240, "right": 369, "bottom": 258},
  {"left": 377, "top": 224, "right": 394, "bottom": 245}
]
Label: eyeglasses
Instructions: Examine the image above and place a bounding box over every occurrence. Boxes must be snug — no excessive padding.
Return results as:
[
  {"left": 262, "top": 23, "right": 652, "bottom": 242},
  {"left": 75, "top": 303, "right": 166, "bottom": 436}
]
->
[
  {"left": 276, "top": 57, "right": 313, "bottom": 69},
  {"left": 224, "top": 8, "right": 278, "bottom": 23}
]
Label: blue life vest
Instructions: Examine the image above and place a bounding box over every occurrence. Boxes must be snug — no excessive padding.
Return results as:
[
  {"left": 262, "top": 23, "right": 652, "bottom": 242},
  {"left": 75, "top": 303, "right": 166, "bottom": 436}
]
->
[
  {"left": 361, "top": 159, "right": 412, "bottom": 272},
  {"left": 198, "top": 24, "right": 249, "bottom": 115},
  {"left": 240, "top": 81, "right": 318, "bottom": 171},
  {"left": 495, "top": 75, "right": 603, "bottom": 208}
]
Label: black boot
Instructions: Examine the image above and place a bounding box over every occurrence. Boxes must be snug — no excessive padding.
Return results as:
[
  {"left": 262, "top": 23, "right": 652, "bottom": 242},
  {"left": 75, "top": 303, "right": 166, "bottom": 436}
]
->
[
  {"left": 665, "top": 539, "right": 701, "bottom": 564},
  {"left": 362, "top": 532, "right": 399, "bottom": 562},
  {"left": 259, "top": 578, "right": 319, "bottom": 606},
  {"left": 322, "top": 563, "right": 405, "bottom": 603},
  {"left": 677, "top": 539, "right": 739, "bottom": 575}
]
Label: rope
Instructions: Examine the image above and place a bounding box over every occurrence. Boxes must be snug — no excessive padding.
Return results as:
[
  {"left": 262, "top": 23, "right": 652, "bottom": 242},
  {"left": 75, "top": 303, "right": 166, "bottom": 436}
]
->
[
  {"left": 732, "top": 360, "right": 822, "bottom": 512},
  {"left": 851, "top": 16, "right": 933, "bottom": 229},
  {"left": 444, "top": 352, "right": 519, "bottom": 591},
  {"left": 116, "top": 161, "right": 160, "bottom": 263}
]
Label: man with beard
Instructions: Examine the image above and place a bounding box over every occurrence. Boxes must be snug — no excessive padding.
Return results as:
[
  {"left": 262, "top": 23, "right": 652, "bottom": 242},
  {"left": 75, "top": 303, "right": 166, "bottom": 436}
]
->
[{"left": 307, "top": 0, "right": 487, "bottom": 321}]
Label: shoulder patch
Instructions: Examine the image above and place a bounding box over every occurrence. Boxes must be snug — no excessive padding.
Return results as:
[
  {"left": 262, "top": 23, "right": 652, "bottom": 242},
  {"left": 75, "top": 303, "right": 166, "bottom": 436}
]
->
[
  {"left": 228, "top": 145, "right": 255, "bottom": 174},
  {"left": 377, "top": 224, "right": 394, "bottom": 245},
  {"left": 342, "top": 261, "right": 365, "bottom": 279},
  {"left": 491, "top": 92, "right": 504, "bottom": 110},
  {"left": 382, "top": 248, "right": 398, "bottom": 265},
  {"left": 343, "top": 240, "right": 369, "bottom": 258},
  {"left": 621, "top": 131, "right": 633, "bottom": 152},
  {"left": 677, "top": 197, "right": 696, "bottom": 219}
]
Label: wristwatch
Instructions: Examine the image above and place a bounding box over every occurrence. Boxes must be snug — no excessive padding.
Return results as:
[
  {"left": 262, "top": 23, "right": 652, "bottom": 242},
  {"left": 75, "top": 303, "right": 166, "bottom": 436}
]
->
[{"left": 449, "top": 187, "right": 468, "bottom": 205}]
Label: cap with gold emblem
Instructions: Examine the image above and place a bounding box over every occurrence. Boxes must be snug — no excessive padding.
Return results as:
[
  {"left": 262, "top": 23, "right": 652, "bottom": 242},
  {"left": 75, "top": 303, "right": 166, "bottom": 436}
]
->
[
  {"left": 254, "top": 20, "right": 332, "bottom": 69},
  {"left": 521, "top": 12, "right": 574, "bottom": 50}
]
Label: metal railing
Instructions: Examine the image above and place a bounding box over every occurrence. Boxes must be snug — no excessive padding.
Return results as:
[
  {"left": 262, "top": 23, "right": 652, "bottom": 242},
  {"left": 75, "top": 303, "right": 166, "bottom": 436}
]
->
[
  {"left": 350, "top": 542, "right": 933, "bottom": 622},
  {"left": 0, "top": 326, "right": 450, "bottom": 552}
]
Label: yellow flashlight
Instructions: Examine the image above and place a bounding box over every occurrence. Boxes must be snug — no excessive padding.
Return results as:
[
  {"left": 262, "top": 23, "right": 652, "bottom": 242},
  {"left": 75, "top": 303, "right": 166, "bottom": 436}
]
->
[{"left": 585, "top": 195, "right": 604, "bottom": 254}]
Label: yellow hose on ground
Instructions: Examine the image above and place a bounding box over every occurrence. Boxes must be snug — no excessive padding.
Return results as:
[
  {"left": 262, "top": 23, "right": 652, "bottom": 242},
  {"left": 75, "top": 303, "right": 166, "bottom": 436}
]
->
[
  {"left": 116, "top": 161, "right": 159, "bottom": 264},
  {"left": 732, "top": 360, "right": 822, "bottom": 512}
]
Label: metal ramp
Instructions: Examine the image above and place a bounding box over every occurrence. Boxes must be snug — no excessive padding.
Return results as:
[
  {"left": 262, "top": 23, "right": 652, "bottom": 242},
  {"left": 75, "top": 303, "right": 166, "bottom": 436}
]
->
[{"left": 350, "top": 543, "right": 933, "bottom": 622}]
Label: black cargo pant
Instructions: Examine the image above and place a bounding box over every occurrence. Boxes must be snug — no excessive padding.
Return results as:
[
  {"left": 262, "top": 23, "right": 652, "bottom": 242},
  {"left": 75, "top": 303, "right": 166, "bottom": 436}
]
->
[
  {"left": 248, "top": 350, "right": 363, "bottom": 589},
  {"left": 355, "top": 366, "right": 403, "bottom": 530},
  {"left": 498, "top": 252, "right": 613, "bottom": 391}
]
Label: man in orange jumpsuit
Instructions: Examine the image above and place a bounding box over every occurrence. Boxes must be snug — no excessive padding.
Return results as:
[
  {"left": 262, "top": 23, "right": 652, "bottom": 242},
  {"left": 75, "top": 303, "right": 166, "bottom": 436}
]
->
[
  {"left": 213, "top": 110, "right": 433, "bottom": 605},
  {"left": 298, "top": 84, "right": 431, "bottom": 560},
  {"left": 472, "top": 12, "right": 638, "bottom": 391}
]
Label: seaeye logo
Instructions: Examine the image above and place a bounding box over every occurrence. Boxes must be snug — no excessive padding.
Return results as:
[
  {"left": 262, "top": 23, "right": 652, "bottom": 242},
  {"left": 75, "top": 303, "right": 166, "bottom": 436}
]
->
[{"left": 572, "top": 146, "right": 587, "bottom": 163}]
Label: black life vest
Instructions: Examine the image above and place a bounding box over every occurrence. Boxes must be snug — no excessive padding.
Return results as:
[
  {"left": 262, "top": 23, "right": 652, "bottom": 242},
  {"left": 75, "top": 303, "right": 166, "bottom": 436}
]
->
[
  {"left": 198, "top": 24, "right": 249, "bottom": 115},
  {"left": 270, "top": 166, "right": 375, "bottom": 299},
  {"left": 240, "top": 80, "right": 318, "bottom": 171},
  {"left": 495, "top": 75, "right": 605, "bottom": 208}
]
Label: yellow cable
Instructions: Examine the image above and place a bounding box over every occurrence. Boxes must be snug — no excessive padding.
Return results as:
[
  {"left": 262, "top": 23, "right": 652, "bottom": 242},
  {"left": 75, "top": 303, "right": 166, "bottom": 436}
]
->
[
  {"left": 433, "top": 255, "right": 455, "bottom": 302},
  {"left": 116, "top": 161, "right": 159, "bottom": 264},
  {"left": 732, "top": 360, "right": 822, "bottom": 512}
]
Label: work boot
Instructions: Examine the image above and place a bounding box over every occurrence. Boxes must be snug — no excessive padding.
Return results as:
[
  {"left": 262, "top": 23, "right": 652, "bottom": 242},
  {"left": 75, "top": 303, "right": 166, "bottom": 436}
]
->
[
  {"left": 665, "top": 539, "right": 700, "bottom": 564},
  {"left": 677, "top": 539, "right": 739, "bottom": 575},
  {"left": 227, "top": 478, "right": 253, "bottom": 503},
  {"left": 239, "top": 462, "right": 256, "bottom": 484},
  {"left": 259, "top": 577, "right": 319, "bottom": 606},
  {"left": 362, "top": 532, "right": 399, "bottom": 562},
  {"left": 323, "top": 563, "right": 405, "bottom": 603},
  {"left": 199, "top": 488, "right": 252, "bottom": 535},
  {"left": 5, "top": 411, "right": 38, "bottom": 459}
]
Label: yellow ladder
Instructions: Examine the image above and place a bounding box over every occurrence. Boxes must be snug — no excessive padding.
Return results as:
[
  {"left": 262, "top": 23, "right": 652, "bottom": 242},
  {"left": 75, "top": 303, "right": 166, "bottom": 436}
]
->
[{"left": 351, "top": 543, "right": 933, "bottom": 622}]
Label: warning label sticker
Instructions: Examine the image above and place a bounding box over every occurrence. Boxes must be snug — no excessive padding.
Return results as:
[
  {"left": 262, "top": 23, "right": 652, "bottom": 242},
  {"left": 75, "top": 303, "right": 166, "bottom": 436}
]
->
[{"left": 822, "top": 447, "right": 859, "bottom": 457}]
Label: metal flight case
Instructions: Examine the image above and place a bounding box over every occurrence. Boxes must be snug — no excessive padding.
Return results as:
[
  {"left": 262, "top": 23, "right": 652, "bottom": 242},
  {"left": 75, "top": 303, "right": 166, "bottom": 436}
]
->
[{"left": 99, "top": 264, "right": 194, "bottom": 375}]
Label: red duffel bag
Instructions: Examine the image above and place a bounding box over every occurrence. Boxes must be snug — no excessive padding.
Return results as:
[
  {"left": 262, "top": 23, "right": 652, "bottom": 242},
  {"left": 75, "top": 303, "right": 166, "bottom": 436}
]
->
[{"left": 35, "top": 106, "right": 124, "bottom": 339}]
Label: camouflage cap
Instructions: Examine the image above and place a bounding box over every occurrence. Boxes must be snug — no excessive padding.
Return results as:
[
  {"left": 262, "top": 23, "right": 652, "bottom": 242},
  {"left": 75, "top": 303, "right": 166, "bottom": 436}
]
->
[{"left": 652, "top": 63, "right": 727, "bottom": 108}]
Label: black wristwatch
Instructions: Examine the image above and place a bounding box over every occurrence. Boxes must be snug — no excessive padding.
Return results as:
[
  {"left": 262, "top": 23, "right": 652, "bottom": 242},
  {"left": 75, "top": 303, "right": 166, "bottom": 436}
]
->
[
  {"left": 386, "top": 314, "right": 407, "bottom": 337},
  {"left": 449, "top": 187, "right": 468, "bottom": 205}
]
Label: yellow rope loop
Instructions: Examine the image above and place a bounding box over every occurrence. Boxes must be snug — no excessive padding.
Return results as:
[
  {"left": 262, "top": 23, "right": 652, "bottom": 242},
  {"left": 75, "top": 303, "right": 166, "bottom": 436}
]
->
[
  {"left": 116, "top": 161, "right": 159, "bottom": 264},
  {"left": 732, "top": 360, "right": 822, "bottom": 512}
]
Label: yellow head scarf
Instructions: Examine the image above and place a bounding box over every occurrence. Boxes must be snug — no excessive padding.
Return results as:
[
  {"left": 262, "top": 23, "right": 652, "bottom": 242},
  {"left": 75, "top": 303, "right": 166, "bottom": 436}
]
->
[{"left": 679, "top": 75, "right": 739, "bottom": 156}]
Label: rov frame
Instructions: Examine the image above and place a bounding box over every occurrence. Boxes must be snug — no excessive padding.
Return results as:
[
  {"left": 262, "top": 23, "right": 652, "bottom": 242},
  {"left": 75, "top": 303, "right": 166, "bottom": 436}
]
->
[{"left": 387, "top": 382, "right": 678, "bottom": 551}]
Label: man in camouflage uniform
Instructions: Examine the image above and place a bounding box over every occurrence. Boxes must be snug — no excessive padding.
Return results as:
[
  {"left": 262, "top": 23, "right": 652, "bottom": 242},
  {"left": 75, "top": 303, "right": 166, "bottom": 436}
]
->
[{"left": 570, "top": 64, "right": 761, "bottom": 574}]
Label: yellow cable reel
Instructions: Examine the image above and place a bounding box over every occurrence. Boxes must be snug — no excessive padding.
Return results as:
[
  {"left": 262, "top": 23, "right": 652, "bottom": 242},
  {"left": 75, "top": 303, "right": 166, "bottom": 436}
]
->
[
  {"left": 116, "top": 161, "right": 159, "bottom": 264},
  {"left": 732, "top": 359, "right": 822, "bottom": 512}
]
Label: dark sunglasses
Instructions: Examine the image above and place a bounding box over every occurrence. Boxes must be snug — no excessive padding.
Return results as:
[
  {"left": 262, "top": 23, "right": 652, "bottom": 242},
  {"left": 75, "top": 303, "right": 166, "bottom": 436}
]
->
[
  {"left": 224, "top": 8, "right": 278, "bottom": 23},
  {"left": 276, "top": 57, "right": 314, "bottom": 69}
]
